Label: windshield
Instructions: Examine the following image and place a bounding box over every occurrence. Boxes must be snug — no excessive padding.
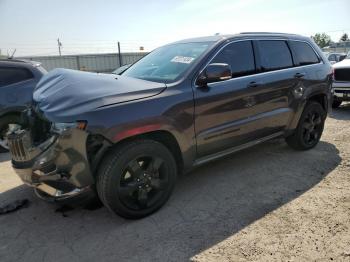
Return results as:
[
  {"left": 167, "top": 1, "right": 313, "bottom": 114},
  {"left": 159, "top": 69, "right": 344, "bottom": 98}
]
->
[{"left": 123, "top": 42, "right": 214, "bottom": 83}]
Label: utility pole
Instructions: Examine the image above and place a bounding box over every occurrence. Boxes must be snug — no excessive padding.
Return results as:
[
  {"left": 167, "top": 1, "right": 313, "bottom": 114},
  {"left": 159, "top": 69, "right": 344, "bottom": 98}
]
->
[
  {"left": 118, "top": 41, "right": 122, "bottom": 67},
  {"left": 57, "top": 38, "right": 62, "bottom": 56}
]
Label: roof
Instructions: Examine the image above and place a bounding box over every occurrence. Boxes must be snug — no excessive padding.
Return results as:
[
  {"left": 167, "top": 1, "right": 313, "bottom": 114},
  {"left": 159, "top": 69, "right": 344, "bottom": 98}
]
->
[
  {"left": 0, "top": 58, "right": 41, "bottom": 67},
  {"left": 171, "top": 32, "right": 310, "bottom": 44},
  {"left": 0, "top": 58, "right": 30, "bottom": 63}
]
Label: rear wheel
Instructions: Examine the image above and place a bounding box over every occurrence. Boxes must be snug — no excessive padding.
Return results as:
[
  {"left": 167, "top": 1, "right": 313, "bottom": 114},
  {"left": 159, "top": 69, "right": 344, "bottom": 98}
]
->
[
  {"left": 332, "top": 99, "right": 342, "bottom": 108},
  {"left": 96, "top": 139, "right": 177, "bottom": 219},
  {"left": 0, "top": 115, "right": 20, "bottom": 153},
  {"left": 286, "top": 101, "right": 326, "bottom": 150}
]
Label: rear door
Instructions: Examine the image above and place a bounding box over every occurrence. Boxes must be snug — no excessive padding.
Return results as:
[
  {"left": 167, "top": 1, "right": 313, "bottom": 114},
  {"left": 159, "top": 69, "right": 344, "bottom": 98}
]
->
[{"left": 288, "top": 40, "right": 324, "bottom": 94}]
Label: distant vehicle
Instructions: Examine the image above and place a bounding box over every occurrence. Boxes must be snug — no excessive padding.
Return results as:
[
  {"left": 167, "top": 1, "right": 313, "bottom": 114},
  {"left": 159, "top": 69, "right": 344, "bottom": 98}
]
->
[
  {"left": 7, "top": 33, "right": 332, "bottom": 219},
  {"left": 325, "top": 52, "right": 347, "bottom": 65},
  {"left": 112, "top": 64, "right": 131, "bottom": 75},
  {"left": 332, "top": 52, "right": 350, "bottom": 108},
  {"left": 0, "top": 59, "right": 46, "bottom": 152}
]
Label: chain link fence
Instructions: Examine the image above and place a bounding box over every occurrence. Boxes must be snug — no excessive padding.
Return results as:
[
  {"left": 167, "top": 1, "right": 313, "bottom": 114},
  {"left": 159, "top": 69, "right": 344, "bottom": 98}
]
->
[{"left": 18, "top": 52, "right": 149, "bottom": 73}]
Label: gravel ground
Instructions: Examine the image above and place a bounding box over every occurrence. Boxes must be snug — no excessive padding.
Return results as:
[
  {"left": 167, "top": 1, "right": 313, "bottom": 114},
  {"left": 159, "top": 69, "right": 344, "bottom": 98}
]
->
[{"left": 0, "top": 103, "right": 349, "bottom": 262}]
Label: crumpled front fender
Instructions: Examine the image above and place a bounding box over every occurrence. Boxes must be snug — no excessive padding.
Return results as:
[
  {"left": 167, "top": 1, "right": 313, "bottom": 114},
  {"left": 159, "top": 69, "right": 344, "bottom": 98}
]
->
[{"left": 52, "top": 128, "right": 94, "bottom": 187}]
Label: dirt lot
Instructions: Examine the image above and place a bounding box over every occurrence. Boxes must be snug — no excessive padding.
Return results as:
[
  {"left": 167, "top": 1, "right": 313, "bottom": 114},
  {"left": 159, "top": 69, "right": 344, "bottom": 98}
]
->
[{"left": 0, "top": 104, "right": 349, "bottom": 262}]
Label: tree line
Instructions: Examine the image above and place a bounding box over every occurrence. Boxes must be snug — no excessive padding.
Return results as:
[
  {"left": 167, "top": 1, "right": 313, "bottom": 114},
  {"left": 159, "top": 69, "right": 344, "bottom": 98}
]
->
[{"left": 311, "top": 33, "right": 349, "bottom": 48}]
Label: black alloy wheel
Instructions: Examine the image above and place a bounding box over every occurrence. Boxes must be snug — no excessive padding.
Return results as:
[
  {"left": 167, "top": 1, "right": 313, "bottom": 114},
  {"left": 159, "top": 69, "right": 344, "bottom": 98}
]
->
[
  {"left": 301, "top": 110, "right": 323, "bottom": 147},
  {"left": 286, "top": 101, "right": 325, "bottom": 150},
  {"left": 97, "top": 139, "right": 177, "bottom": 219},
  {"left": 118, "top": 156, "right": 169, "bottom": 210}
]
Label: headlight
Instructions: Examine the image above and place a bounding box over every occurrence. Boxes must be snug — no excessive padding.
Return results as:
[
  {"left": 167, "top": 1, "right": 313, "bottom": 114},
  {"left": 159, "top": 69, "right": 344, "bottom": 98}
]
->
[{"left": 52, "top": 121, "right": 87, "bottom": 133}]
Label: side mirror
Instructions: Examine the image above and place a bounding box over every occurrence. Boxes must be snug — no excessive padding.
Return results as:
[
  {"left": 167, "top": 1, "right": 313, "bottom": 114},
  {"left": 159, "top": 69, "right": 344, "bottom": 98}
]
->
[{"left": 197, "top": 63, "right": 232, "bottom": 86}]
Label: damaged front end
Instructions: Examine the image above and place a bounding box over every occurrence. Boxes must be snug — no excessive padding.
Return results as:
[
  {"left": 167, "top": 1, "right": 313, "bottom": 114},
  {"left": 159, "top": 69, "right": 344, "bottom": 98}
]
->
[
  {"left": 7, "top": 109, "right": 95, "bottom": 201},
  {"left": 6, "top": 68, "right": 159, "bottom": 203}
]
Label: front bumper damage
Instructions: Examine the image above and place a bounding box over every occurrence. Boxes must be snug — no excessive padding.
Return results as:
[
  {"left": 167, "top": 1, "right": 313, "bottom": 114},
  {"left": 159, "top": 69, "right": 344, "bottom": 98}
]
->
[{"left": 7, "top": 126, "right": 94, "bottom": 201}]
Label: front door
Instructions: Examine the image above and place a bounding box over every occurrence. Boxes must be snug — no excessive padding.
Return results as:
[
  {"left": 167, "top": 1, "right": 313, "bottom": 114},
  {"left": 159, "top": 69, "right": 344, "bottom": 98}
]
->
[{"left": 193, "top": 40, "right": 261, "bottom": 158}]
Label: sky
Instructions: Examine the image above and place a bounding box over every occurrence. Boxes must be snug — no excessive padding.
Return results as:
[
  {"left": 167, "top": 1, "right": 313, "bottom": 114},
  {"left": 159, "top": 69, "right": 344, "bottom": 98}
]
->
[{"left": 0, "top": 0, "right": 349, "bottom": 57}]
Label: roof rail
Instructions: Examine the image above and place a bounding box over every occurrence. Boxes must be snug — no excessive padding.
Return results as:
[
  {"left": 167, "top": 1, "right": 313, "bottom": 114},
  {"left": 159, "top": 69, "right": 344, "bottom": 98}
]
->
[
  {"left": 0, "top": 58, "right": 28, "bottom": 63},
  {"left": 0, "top": 58, "right": 41, "bottom": 66},
  {"left": 240, "top": 32, "right": 297, "bottom": 35}
]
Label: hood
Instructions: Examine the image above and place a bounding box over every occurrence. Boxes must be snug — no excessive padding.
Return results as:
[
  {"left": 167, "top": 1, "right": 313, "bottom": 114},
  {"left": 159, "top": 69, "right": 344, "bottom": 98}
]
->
[
  {"left": 33, "top": 68, "right": 166, "bottom": 122},
  {"left": 333, "top": 58, "right": 350, "bottom": 69}
]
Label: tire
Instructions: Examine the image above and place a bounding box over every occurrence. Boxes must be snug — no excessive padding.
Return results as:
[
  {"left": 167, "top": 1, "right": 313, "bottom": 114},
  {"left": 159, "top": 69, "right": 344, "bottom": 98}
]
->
[
  {"left": 96, "top": 139, "right": 177, "bottom": 219},
  {"left": 0, "top": 115, "right": 20, "bottom": 153},
  {"left": 286, "top": 101, "right": 326, "bottom": 151},
  {"left": 332, "top": 100, "right": 342, "bottom": 108}
]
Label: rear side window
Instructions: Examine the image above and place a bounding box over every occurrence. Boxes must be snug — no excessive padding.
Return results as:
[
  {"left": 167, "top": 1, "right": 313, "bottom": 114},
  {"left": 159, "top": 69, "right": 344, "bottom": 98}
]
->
[
  {"left": 258, "top": 40, "right": 293, "bottom": 72},
  {"left": 289, "top": 41, "right": 320, "bottom": 66},
  {"left": 0, "top": 67, "right": 34, "bottom": 87},
  {"left": 212, "top": 41, "right": 255, "bottom": 78}
]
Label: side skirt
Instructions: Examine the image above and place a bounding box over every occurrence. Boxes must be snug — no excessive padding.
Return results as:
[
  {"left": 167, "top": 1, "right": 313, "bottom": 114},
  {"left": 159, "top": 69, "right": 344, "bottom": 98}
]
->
[{"left": 193, "top": 131, "right": 284, "bottom": 167}]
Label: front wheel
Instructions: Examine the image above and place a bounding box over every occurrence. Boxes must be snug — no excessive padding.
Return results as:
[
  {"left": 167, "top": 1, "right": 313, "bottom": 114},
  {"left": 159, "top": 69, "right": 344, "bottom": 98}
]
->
[
  {"left": 96, "top": 139, "right": 177, "bottom": 219},
  {"left": 286, "top": 101, "right": 326, "bottom": 150},
  {"left": 0, "top": 115, "right": 20, "bottom": 153}
]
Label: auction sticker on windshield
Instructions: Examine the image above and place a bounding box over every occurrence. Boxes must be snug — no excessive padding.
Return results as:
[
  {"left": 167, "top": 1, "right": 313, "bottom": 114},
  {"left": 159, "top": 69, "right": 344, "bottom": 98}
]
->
[{"left": 171, "top": 56, "right": 195, "bottom": 64}]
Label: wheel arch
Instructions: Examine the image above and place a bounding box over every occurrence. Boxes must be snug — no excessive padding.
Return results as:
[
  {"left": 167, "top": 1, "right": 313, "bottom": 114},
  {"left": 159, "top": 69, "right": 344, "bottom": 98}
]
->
[
  {"left": 88, "top": 130, "right": 185, "bottom": 177},
  {"left": 0, "top": 110, "right": 22, "bottom": 120},
  {"left": 0, "top": 111, "right": 22, "bottom": 128},
  {"left": 307, "top": 92, "right": 328, "bottom": 112},
  {"left": 286, "top": 91, "right": 329, "bottom": 134}
]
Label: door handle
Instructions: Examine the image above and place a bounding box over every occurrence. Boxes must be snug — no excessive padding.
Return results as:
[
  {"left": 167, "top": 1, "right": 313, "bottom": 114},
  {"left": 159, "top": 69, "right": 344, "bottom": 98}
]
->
[
  {"left": 294, "top": 72, "right": 305, "bottom": 78},
  {"left": 247, "top": 81, "right": 260, "bottom": 88}
]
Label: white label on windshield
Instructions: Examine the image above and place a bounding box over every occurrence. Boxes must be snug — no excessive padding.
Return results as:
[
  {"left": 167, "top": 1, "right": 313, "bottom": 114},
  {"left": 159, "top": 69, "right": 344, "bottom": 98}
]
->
[{"left": 171, "top": 56, "right": 195, "bottom": 64}]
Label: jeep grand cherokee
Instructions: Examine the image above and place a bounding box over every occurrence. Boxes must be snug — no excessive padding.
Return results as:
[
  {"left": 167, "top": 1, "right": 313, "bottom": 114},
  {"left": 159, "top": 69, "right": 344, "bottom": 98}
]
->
[{"left": 7, "top": 33, "right": 332, "bottom": 219}]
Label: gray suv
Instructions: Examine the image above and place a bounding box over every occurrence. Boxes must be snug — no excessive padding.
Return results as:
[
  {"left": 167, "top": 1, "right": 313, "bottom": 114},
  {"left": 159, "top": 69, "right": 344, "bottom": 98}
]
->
[
  {"left": 7, "top": 33, "right": 332, "bottom": 219},
  {"left": 0, "top": 59, "right": 46, "bottom": 152}
]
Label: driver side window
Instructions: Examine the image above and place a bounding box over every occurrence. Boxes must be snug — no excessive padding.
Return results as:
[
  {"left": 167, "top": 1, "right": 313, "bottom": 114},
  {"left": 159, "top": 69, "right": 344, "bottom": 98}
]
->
[{"left": 211, "top": 41, "right": 256, "bottom": 78}]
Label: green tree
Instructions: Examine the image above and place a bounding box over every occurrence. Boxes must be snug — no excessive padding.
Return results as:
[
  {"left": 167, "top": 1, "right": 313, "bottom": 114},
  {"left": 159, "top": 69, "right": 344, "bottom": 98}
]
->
[
  {"left": 340, "top": 33, "right": 349, "bottom": 42},
  {"left": 311, "top": 33, "right": 332, "bottom": 48}
]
